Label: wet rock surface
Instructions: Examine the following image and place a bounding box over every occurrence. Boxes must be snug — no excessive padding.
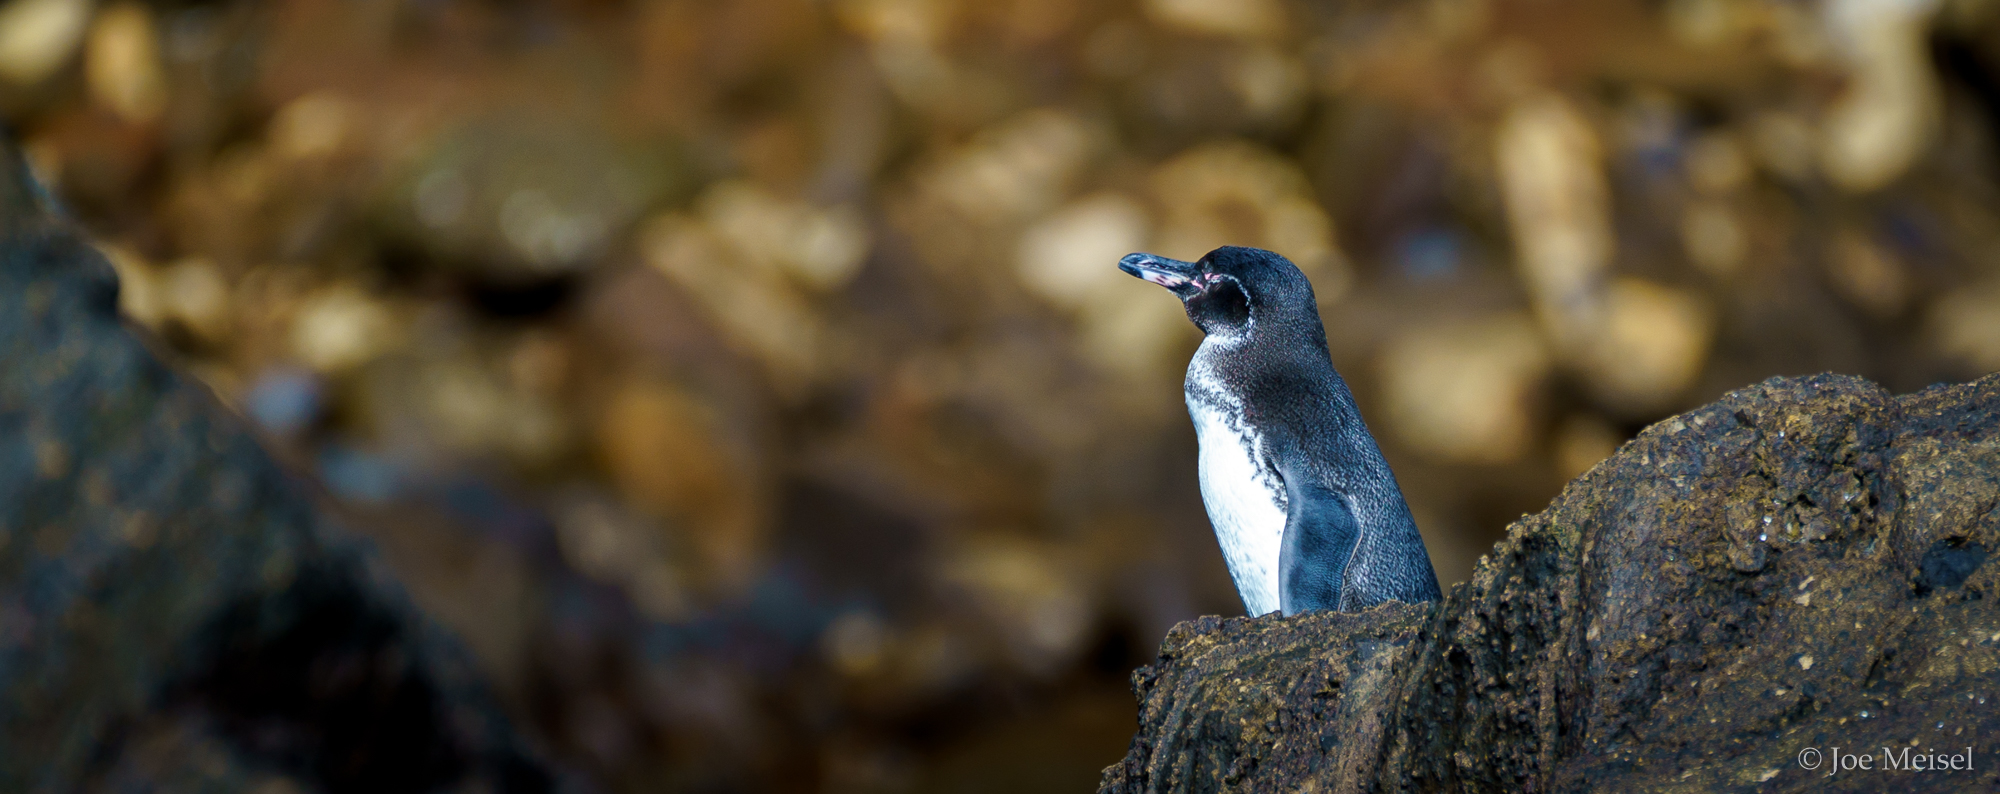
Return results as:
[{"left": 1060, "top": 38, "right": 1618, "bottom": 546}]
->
[
  {"left": 1103, "top": 373, "right": 2000, "bottom": 793},
  {"left": 0, "top": 151, "right": 558, "bottom": 791}
]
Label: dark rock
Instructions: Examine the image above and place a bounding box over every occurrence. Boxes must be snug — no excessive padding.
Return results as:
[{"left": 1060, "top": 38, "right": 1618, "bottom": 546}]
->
[
  {"left": 0, "top": 143, "right": 562, "bottom": 790},
  {"left": 1103, "top": 374, "right": 2000, "bottom": 793},
  {"left": 1916, "top": 539, "right": 1986, "bottom": 597}
]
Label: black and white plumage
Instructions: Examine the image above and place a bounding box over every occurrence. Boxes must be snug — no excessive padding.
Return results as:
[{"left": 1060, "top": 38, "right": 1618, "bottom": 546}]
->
[{"left": 1119, "top": 246, "right": 1442, "bottom": 616}]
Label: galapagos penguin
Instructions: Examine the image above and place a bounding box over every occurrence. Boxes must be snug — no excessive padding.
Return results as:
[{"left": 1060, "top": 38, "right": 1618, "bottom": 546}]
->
[{"left": 1119, "top": 246, "right": 1442, "bottom": 616}]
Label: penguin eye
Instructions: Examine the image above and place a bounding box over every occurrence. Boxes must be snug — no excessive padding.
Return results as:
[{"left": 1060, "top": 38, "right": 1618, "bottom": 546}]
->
[{"left": 1198, "top": 278, "right": 1250, "bottom": 328}]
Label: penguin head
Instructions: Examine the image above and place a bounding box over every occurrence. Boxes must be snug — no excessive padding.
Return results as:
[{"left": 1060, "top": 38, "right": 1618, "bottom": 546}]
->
[{"left": 1118, "top": 246, "right": 1320, "bottom": 339}]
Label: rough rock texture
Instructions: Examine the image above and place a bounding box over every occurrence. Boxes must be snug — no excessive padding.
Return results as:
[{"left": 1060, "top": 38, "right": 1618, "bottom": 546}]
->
[
  {"left": 1103, "top": 373, "right": 2000, "bottom": 793},
  {"left": 0, "top": 147, "right": 561, "bottom": 789}
]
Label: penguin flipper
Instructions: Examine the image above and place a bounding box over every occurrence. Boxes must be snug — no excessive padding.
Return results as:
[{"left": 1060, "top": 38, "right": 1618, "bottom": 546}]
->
[{"left": 1277, "top": 481, "right": 1361, "bottom": 616}]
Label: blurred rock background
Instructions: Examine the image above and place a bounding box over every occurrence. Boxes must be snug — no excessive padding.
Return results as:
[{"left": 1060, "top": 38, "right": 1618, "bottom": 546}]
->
[{"left": 4, "top": 0, "right": 1998, "bottom": 790}]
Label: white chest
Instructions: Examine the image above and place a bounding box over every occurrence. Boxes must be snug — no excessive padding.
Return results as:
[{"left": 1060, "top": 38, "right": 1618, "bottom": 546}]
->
[{"left": 1189, "top": 397, "right": 1288, "bottom": 617}]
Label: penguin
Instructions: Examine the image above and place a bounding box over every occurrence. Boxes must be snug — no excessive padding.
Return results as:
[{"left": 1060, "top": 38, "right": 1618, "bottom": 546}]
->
[{"left": 1119, "top": 246, "right": 1442, "bottom": 616}]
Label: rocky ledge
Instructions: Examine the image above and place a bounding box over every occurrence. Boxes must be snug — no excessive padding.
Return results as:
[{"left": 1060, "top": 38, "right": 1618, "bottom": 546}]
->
[{"left": 1102, "top": 373, "right": 2000, "bottom": 793}]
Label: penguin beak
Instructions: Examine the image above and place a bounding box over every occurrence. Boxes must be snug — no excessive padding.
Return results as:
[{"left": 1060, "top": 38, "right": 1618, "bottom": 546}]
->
[{"left": 1119, "top": 253, "right": 1200, "bottom": 298}]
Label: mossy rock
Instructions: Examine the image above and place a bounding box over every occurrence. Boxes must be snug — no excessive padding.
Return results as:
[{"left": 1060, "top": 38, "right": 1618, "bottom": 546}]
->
[{"left": 1104, "top": 374, "right": 2000, "bottom": 793}]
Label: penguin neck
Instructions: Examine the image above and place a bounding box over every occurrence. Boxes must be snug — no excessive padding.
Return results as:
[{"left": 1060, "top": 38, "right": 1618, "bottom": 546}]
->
[
  {"left": 1185, "top": 334, "right": 1247, "bottom": 409},
  {"left": 1186, "top": 320, "right": 1336, "bottom": 405}
]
